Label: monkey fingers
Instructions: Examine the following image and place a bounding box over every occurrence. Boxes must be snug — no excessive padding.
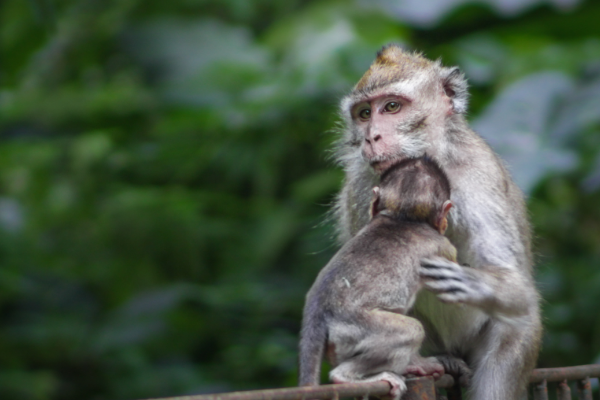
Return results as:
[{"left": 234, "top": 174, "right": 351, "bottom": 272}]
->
[
  {"left": 420, "top": 256, "right": 493, "bottom": 305},
  {"left": 373, "top": 372, "right": 406, "bottom": 400},
  {"left": 433, "top": 354, "right": 472, "bottom": 387},
  {"left": 404, "top": 356, "right": 444, "bottom": 379},
  {"left": 330, "top": 369, "right": 407, "bottom": 400}
]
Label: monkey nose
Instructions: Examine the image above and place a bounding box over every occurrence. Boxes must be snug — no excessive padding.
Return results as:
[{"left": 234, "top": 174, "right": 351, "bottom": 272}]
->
[{"left": 365, "top": 134, "right": 382, "bottom": 144}]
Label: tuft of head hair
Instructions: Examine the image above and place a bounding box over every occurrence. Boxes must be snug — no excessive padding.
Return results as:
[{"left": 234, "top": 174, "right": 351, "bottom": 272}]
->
[
  {"left": 354, "top": 44, "right": 432, "bottom": 94},
  {"left": 353, "top": 43, "right": 469, "bottom": 114},
  {"left": 376, "top": 155, "right": 451, "bottom": 225}
]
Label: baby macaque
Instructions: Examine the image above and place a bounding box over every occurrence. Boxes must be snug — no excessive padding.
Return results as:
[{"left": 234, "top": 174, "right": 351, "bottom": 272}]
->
[{"left": 298, "top": 156, "right": 455, "bottom": 399}]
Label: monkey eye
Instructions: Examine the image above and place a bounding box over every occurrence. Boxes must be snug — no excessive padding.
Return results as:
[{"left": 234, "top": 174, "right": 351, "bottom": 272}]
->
[
  {"left": 383, "top": 101, "right": 401, "bottom": 113},
  {"left": 357, "top": 108, "right": 371, "bottom": 121}
]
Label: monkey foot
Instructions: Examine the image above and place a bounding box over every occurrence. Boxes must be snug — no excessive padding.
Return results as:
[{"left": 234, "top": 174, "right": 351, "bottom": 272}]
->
[
  {"left": 405, "top": 356, "right": 445, "bottom": 379},
  {"left": 330, "top": 371, "right": 406, "bottom": 400},
  {"left": 367, "top": 372, "right": 406, "bottom": 400}
]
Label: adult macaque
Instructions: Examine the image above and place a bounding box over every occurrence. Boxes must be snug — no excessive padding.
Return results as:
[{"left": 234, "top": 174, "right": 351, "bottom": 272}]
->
[
  {"left": 334, "top": 44, "right": 542, "bottom": 400},
  {"left": 299, "top": 156, "right": 454, "bottom": 400}
]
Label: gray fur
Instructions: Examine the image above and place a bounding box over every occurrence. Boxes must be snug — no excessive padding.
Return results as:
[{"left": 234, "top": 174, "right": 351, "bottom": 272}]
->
[{"left": 334, "top": 44, "right": 542, "bottom": 400}]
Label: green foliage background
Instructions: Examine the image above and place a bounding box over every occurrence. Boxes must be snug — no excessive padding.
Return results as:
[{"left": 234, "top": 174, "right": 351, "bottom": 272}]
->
[{"left": 1, "top": 0, "right": 600, "bottom": 399}]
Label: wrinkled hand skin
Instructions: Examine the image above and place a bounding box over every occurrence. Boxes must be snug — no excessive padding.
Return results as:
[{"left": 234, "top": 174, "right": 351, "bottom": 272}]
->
[
  {"left": 420, "top": 256, "right": 493, "bottom": 306},
  {"left": 434, "top": 354, "right": 472, "bottom": 387}
]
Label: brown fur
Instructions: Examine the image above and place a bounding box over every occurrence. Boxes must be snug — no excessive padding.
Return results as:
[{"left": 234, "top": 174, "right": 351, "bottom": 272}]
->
[
  {"left": 299, "top": 157, "right": 454, "bottom": 400},
  {"left": 355, "top": 46, "right": 433, "bottom": 92}
]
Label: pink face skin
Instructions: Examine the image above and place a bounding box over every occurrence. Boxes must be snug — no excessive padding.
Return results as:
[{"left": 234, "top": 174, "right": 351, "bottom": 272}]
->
[
  {"left": 349, "top": 81, "right": 454, "bottom": 175},
  {"left": 351, "top": 95, "right": 410, "bottom": 173}
]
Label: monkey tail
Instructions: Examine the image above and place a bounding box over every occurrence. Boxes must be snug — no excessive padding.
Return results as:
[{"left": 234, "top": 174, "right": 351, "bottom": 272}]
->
[{"left": 298, "top": 303, "right": 328, "bottom": 387}]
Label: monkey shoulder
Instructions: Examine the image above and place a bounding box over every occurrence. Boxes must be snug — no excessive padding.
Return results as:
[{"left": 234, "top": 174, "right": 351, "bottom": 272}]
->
[
  {"left": 365, "top": 216, "right": 444, "bottom": 244},
  {"left": 308, "top": 218, "right": 430, "bottom": 311},
  {"left": 342, "top": 218, "right": 448, "bottom": 270},
  {"left": 445, "top": 137, "right": 530, "bottom": 269},
  {"left": 402, "top": 223, "right": 455, "bottom": 259},
  {"left": 451, "top": 137, "right": 524, "bottom": 202},
  {"left": 357, "top": 217, "right": 431, "bottom": 249}
]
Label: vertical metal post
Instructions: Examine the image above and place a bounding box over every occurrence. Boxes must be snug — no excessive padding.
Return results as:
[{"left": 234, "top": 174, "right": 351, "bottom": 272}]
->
[
  {"left": 533, "top": 379, "right": 548, "bottom": 400},
  {"left": 556, "top": 379, "right": 571, "bottom": 400},
  {"left": 576, "top": 378, "right": 592, "bottom": 400},
  {"left": 403, "top": 376, "right": 436, "bottom": 400},
  {"left": 445, "top": 380, "right": 463, "bottom": 400}
]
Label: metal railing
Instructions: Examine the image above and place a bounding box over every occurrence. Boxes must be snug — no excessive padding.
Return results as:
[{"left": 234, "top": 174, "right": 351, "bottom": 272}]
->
[
  {"left": 145, "top": 364, "right": 600, "bottom": 400},
  {"left": 530, "top": 365, "right": 600, "bottom": 400}
]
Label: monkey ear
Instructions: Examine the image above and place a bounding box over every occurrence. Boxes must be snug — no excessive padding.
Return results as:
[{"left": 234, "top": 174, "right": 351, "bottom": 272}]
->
[
  {"left": 369, "top": 187, "right": 381, "bottom": 219},
  {"left": 437, "top": 200, "right": 453, "bottom": 233},
  {"left": 441, "top": 200, "right": 453, "bottom": 217},
  {"left": 440, "top": 67, "right": 469, "bottom": 115}
]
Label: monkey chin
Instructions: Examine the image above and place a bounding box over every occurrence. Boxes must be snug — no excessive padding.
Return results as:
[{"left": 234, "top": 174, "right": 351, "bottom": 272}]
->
[{"left": 371, "top": 159, "right": 403, "bottom": 175}]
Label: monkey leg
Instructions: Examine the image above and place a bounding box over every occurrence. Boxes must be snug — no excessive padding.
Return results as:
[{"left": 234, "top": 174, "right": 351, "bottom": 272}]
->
[
  {"left": 467, "top": 320, "right": 540, "bottom": 400},
  {"left": 420, "top": 257, "right": 541, "bottom": 399},
  {"left": 328, "top": 309, "right": 427, "bottom": 399}
]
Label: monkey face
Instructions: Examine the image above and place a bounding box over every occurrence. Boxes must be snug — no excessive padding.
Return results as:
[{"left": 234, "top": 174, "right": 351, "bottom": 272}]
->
[
  {"left": 349, "top": 84, "right": 451, "bottom": 174},
  {"left": 352, "top": 93, "right": 428, "bottom": 173},
  {"left": 340, "top": 45, "right": 461, "bottom": 175}
]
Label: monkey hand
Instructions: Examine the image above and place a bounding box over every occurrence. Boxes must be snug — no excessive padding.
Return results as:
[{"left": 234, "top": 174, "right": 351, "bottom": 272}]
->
[
  {"left": 434, "top": 354, "right": 472, "bottom": 387},
  {"left": 420, "top": 256, "right": 493, "bottom": 306}
]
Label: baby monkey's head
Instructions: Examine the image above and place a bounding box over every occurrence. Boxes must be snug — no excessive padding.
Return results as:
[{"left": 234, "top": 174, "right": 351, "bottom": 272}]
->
[{"left": 370, "top": 155, "right": 452, "bottom": 233}]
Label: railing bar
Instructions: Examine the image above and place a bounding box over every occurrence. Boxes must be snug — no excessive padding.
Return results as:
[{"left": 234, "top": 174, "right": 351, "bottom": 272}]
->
[
  {"left": 556, "top": 379, "right": 571, "bottom": 400},
  {"left": 576, "top": 377, "right": 593, "bottom": 400},
  {"left": 533, "top": 379, "right": 548, "bottom": 400},
  {"left": 434, "top": 374, "right": 455, "bottom": 389},
  {"left": 445, "top": 385, "right": 462, "bottom": 400},
  {"left": 444, "top": 374, "right": 462, "bottom": 400},
  {"left": 531, "top": 365, "right": 600, "bottom": 383},
  {"left": 593, "top": 377, "right": 600, "bottom": 399},
  {"left": 144, "top": 381, "right": 391, "bottom": 400},
  {"left": 403, "top": 376, "right": 437, "bottom": 400},
  {"left": 142, "top": 365, "right": 600, "bottom": 400}
]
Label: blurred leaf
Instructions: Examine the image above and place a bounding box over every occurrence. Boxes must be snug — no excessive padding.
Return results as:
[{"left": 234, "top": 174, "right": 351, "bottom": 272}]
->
[
  {"left": 2, "top": 0, "right": 600, "bottom": 399},
  {"left": 473, "top": 71, "right": 578, "bottom": 192},
  {"left": 291, "top": 169, "right": 342, "bottom": 203},
  {"left": 373, "top": 0, "right": 583, "bottom": 27},
  {"left": 0, "top": 370, "right": 58, "bottom": 400}
]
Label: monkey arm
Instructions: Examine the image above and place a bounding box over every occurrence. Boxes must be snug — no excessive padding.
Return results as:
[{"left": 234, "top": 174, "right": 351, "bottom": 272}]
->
[
  {"left": 420, "top": 256, "right": 538, "bottom": 323},
  {"left": 328, "top": 309, "right": 430, "bottom": 400},
  {"left": 415, "top": 168, "right": 540, "bottom": 323}
]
